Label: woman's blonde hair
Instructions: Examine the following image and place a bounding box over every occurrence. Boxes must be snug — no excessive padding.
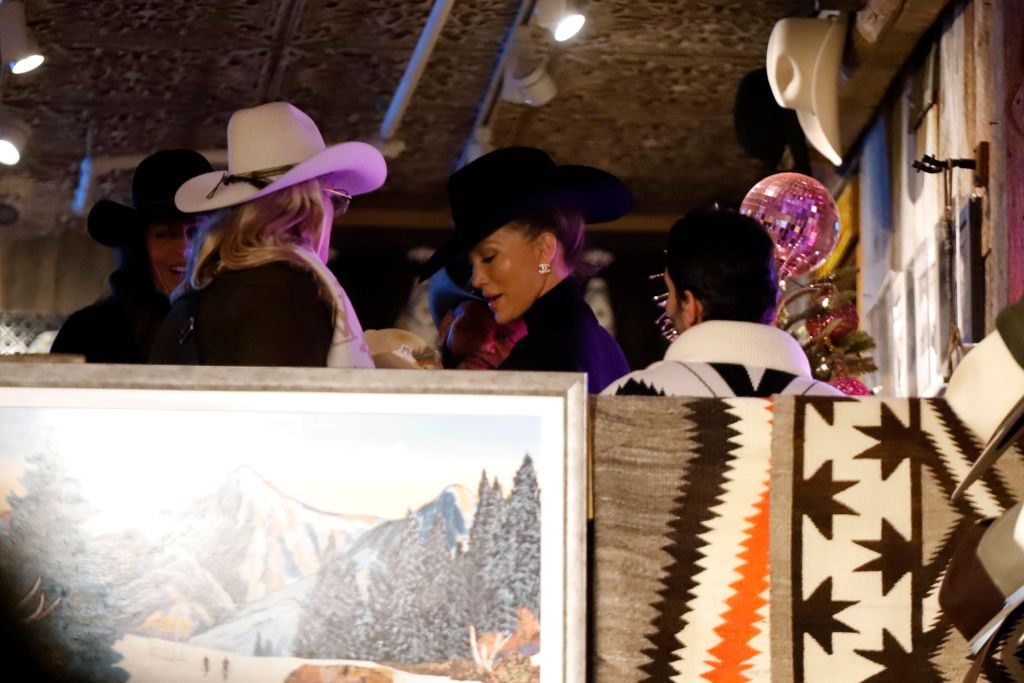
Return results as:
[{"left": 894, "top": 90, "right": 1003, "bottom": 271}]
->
[{"left": 185, "top": 178, "right": 330, "bottom": 291}]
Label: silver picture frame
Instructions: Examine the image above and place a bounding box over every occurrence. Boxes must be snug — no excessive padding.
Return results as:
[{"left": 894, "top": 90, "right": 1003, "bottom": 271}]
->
[{"left": 0, "top": 364, "right": 588, "bottom": 683}]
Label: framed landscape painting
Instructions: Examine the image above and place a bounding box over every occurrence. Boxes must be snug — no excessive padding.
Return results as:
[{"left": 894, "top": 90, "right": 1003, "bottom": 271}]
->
[{"left": 0, "top": 365, "right": 587, "bottom": 683}]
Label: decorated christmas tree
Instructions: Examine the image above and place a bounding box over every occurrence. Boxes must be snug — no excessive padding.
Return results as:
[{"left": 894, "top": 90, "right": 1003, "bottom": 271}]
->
[
  {"left": 774, "top": 266, "right": 877, "bottom": 395},
  {"left": 740, "top": 173, "right": 877, "bottom": 396}
]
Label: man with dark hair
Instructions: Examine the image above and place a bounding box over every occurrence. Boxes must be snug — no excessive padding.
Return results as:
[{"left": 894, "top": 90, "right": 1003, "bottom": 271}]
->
[{"left": 604, "top": 208, "right": 841, "bottom": 397}]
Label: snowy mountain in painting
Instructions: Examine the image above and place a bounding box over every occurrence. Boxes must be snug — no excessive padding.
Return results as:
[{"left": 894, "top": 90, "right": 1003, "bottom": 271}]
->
[
  {"left": 344, "top": 483, "right": 475, "bottom": 572},
  {"left": 95, "top": 467, "right": 381, "bottom": 640},
  {"left": 109, "top": 541, "right": 238, "bottom": 635},
  {"left": 189, "top": 574, "right": 315, "bottom": 655},
  {"left": 166, "top": 466, "right": 380, "bottom": 605},
  {"left": 187, "top": 484, "right": 477, "bottom": 656}
]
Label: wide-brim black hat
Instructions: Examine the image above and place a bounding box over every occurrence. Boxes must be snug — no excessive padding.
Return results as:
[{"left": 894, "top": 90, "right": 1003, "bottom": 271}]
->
[
  {"left": 87, "top": 149, "right": 214, "bottom": 247},
  {"left": 419, "top": 147, "right": 632, "bottom": 281},
  {"left": 733, "top": 68, "right": 810, "bottom": 173}
]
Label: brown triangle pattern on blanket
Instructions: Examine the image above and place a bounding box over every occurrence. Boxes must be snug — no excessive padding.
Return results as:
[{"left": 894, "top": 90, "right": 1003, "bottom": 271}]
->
[
  {"left": 922, "top": 400, "right": 1023, "bottom": 680},
  {"left": 790, "top": 398, "right": 1024, "bottom": 682},
  {"left": 638, "top": 399, "right": 741, "bottom": 682},
  {"left": 791, "top": 398, "right": 929, "bottom": 681}
]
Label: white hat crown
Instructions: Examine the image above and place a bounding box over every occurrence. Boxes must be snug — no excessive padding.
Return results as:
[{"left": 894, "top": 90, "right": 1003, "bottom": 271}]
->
[
  {"left": 227, "top": 102, "right": 327, "bottom": 174},
  {"left": 767, "top": 18, "right": 831, "bottom": 111},
  {"left": 174, "top": 101, "right": 386, "bottom": 213},
  {"left": 766, "top": 16, "right": 846, "bottom": 166}
]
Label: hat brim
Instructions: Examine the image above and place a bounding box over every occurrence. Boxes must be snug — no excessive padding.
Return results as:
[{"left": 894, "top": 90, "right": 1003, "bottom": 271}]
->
[
  {"left": 419, "top": 165, "right": 632, "bottom": 281},
  {"left": 87, "top": 199, "right": 184, "bottom": 246},
  {"left": 799, "top": 17, "right": 845, "bottom": 166},
  {"left": 952, "top": 394, "right": 1024, "bottom": 502},
  {"left": 174, "top": 141, "right": 387, "bottom": 213}
]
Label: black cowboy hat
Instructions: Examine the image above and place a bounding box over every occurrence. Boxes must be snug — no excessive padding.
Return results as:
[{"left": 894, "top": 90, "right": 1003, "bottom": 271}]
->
[
  {"left": 87, "top": 149, "right": 214, "bottom": 247},
  {"left": 419, "top": 147, "right": 632, "bottom": 281},
  {"left": 733, "top": 68, "right": 810, "bottom": 173}
]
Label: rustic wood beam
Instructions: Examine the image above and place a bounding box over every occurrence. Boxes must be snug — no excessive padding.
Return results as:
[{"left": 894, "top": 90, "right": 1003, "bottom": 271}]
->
[
  {"left": 341, "top": 208, "right": 680, "bottom": 233},
  {"left": 840, "top": 0, "right": 954, "bottom": 153}
]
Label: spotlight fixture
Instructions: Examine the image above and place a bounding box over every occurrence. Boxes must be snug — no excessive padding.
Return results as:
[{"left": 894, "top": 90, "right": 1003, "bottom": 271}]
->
[
  {"left": 533, "top": 0, "right": 585, "bottom": 42},
  {"left": 463, "top": 126, "right": 493, "bottom": 164},
  {"left": 501, "top": 32, "right": 557, "bottom": 107},
  {"left": 0, "top": 2, "right": 43, "bottom": 75},
  {"left": 0, "top": 114, "right": 30, "bottom": 165}
]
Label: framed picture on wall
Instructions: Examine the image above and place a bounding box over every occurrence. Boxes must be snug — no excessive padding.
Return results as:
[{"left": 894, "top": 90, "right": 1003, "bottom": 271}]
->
[
  {"left": 0, "top": 366, "right": 588, "bottom": 683},
  {"left": 865, "top": 270, "right": 911, "bottom": 396},
  {"left": 955, "top": 195, "right": 985, "bottom": 344},
  {"left": 908, "top": 233, "right": 945, "bottom": 396}
]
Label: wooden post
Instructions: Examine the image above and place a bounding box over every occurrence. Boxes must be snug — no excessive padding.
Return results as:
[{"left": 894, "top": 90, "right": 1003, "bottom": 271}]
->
[{"left": 1005, "top": 0, "right": 1024, "bottom": 306}]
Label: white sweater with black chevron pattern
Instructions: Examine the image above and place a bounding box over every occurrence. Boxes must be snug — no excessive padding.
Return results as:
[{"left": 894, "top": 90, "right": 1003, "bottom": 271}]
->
[{"left": 603, "top": 320, "right": 843, "bottom": 398}]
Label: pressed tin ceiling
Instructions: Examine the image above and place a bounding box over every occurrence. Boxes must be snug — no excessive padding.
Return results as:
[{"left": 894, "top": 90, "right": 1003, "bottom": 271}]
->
[{"left": 0, "top": 0, "right": 828, "bottom": 238}]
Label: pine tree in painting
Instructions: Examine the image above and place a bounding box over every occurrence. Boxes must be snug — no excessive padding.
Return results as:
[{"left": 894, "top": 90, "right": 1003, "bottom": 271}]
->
[
  {"left": 292, "top": 538, "right": 335, "bottom": 658},
  {"left": 358, "top": 564, "right": 395, "bottom": 661},
  {"left": 294, "top": 555, "right": 365, "bottom": 659},
  {"left": 388, "top": 514, "right": 427, "bottom": 662},
  {"left": 418, "top": 512, "right": 468, "bottom": 662},
  {"left": 503, "top": 455, "right": 541, "bottom": 615},
  {"left": 291, "top": 459, "right": 541, "bottom": 667},
  {"left": 0, "top": 450, "right": 128, "bottom": 682},
  {"left": 466, "top": 471, "right": 501, "bottom": 633},
  {"left": 323, "top": 563, "right": 369, "bottom": 659}
]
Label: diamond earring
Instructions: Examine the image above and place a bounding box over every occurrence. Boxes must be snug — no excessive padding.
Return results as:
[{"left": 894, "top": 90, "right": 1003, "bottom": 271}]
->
[{"left": 538, "top": 263, "right": 552, "bottom": 275}]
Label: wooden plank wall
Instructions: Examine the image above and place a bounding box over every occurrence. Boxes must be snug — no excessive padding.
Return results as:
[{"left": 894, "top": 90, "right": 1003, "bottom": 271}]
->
[
  {"left": 1002, "top": 0, "right": 1024, "bottom": 306},
  {"left": 0, "top": 232, "right": 112, "bottom": 313}
]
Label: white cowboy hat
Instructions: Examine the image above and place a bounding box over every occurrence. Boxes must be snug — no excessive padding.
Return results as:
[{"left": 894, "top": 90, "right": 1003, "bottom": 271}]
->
[
  {"left": 948, "top": 296, "right": 1024, "bottom": 501},
  {"left": 940, "top": 502, "right": 1024, "bottom": 662},
  {"left": 364, "top": 328, "right": 440, "bottom": 370},
  {"left": 175, "top": 102, "right": 387, "bottom": 212},
  {"left": 766, "top": 15, "right": 846, "bottom": 167}
]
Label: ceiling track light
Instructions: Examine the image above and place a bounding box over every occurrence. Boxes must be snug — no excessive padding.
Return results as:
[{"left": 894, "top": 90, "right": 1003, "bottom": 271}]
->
[
  {"left": 533, "top": 0, "right": 586, "bottom": 42},
  {"left": 501, "top": 30, "right": 557, "bottom": 107},
  {"left": 0, "top": 2, "right": 43, "bottom": 75},
  {"left": 0, "top": 112, "right": 30, "bottom": 165}
]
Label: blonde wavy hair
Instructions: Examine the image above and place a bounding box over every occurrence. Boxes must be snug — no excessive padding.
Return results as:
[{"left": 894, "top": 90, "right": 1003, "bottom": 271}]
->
[{"left": 184, "top": 178, "right": 331, "bottom": 291}]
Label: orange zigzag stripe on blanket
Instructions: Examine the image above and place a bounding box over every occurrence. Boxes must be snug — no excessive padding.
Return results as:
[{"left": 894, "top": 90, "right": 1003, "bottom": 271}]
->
[{"left": 702, "top": 481, "right": 770, "bottom": 683}]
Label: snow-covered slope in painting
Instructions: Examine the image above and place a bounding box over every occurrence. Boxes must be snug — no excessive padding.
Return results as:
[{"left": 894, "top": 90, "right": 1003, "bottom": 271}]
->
[
  {"left": 196, "top": 484, "right": 477, "bottom": 656},
  {"left": 167, "top": 466, "right": 380, "bottom": 605},
  {"left": 189, "top": 574, "right": 315, "bottom": 655},
  {"left": 344, "top": 483, "right": 475, "bottom": 572}
]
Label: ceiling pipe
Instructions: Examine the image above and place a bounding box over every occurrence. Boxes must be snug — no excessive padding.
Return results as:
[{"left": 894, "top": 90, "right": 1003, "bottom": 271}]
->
[
  {"left": 377, "top": 0, "right": 457, "bottom": 157},
  {"left": 456, "top": 0, "right": 536, "bottom": 169}
]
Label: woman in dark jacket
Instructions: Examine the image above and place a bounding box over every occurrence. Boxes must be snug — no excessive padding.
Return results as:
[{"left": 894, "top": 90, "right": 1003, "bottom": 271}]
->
[
  {"left": 150, "top": 102, "right": 386, "bottom": 367},
  {"left": 50, "top": 149, "right": 213, "bottom": 363},
  {"left": 420, "top": 147, "right": 632, "bottom": 393}
]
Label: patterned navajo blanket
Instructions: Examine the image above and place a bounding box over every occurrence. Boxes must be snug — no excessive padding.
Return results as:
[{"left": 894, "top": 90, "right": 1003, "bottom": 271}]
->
[{"left": 591, "top": 397, "right": 1024, "bottom": 682}]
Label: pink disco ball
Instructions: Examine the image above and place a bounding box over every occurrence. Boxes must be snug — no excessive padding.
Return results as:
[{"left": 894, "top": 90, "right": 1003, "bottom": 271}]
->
[{"left": 740, "top": 172, "right": 840, "bottom": 279}]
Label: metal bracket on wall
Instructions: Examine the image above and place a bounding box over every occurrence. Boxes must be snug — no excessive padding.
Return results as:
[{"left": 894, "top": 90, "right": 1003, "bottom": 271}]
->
[{"left": 911, "top": 142, "right": 990, "bottom": 189}]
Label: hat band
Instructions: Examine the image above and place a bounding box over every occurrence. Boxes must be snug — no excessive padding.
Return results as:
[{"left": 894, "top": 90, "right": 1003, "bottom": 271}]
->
[{"left": 205, "top": 163, "right": 297, "bottom": 199}]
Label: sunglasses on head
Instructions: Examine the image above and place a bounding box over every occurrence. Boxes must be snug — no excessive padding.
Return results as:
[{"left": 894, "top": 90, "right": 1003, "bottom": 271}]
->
[{"left": 325, "top": 187, "right": 352, "bottom": 217}]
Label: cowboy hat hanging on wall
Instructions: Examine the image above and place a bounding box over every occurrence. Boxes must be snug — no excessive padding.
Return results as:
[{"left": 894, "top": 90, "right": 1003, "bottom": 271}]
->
[
  {"left": 733, "top": 68, "right": 812, "bottom": 174},
  {"left": 938, "top": 296, "right": 1024, "bottom": 679},
  {"left": 946, "top": 295, "right": 1024, "bottom": 501},
  {"left": 766, "top": 14, "right": 847, "bottom": 167}
]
